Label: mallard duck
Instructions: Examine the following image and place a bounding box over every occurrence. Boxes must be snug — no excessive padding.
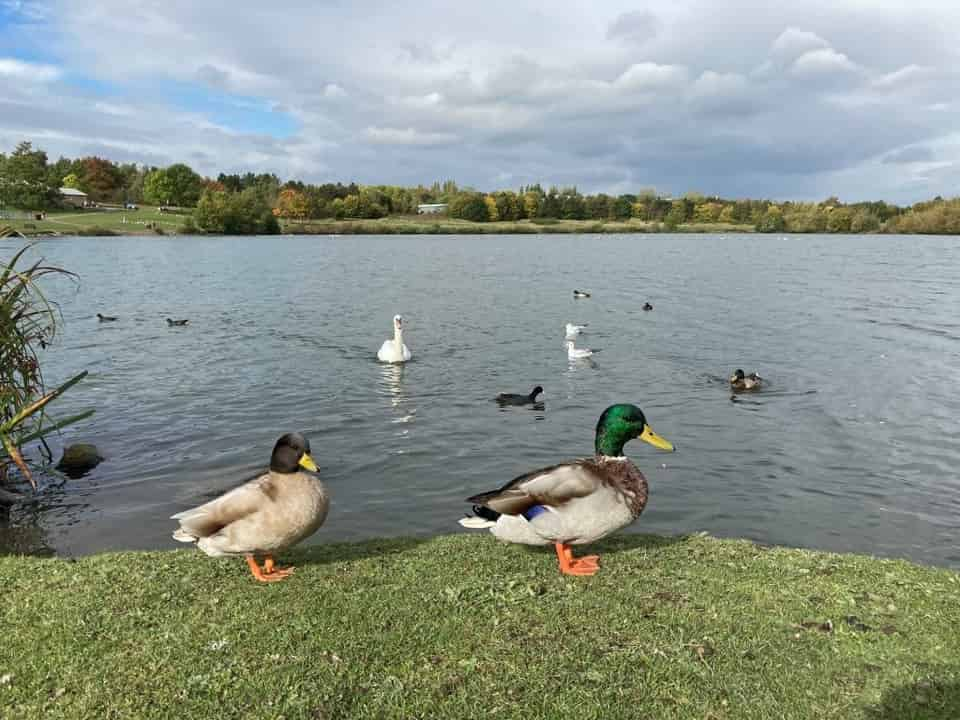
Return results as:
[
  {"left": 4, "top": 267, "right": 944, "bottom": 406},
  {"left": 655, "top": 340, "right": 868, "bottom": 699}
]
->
[
  {"left": 495, "top": 385, "right": 543, "bottom": 406},
  {"left": 459, "top": 404, "right": 674, "bottom": 575},
  {"left": 642, "top": 302, "right": 653, "bottom": 311},
  {"left": 729, "top": 369, "right": 762, "bottom": 391},
  {"left": 573, "top": 290, "right": 591, "bottom": 299},
  {"left": 96, "top": 313, "right": 118, "bottom": 322},
  {"left": 377, "top": 314, "right": 412, "bottom": 363},
  {"left": 171, "top": 433, "right": 328, "bottom": 583},
  {"left": 166, "top": 318, "right": 189, "bottom": 326},
  {"left": 565, "top": 323, "right": 588, "bottom": 339}
]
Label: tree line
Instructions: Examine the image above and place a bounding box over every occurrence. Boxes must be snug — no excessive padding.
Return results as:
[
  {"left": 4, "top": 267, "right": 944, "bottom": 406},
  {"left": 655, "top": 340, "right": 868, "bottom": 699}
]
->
[{"left": 2, "top": 140, "right": 959, "bottom": 235}]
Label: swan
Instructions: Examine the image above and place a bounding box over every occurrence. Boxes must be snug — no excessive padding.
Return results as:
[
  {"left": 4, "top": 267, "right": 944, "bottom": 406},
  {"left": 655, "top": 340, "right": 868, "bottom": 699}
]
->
[
  {"left": 565, "top": 323, "right": 588, "bottom": 339},
  {"left": 566, "top": 339, "right": 598, "bottom": 360},
  {"left": 377, "top": 314, "right": 412, "bottom": 363}
]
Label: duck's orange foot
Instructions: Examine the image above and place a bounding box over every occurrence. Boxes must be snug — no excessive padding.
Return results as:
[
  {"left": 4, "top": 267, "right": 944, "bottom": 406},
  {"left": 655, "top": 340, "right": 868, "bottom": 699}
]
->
[
  {"left": 246, "top": 554, "right": 295, "bottom": 583},
  {"left": 554, "top": 543, "right": 601, "bottom": 576}
]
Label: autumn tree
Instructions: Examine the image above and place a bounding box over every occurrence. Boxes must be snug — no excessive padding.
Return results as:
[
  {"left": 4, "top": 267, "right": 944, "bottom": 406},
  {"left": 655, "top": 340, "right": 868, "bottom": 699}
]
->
[{"left": 274, "top": 188, "right": 310, "bottom": 221}]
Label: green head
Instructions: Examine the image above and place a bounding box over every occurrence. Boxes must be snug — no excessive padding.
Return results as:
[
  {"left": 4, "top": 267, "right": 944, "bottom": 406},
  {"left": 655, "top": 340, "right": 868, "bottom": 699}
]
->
[{"left": 594, "top": 404, "right": 675, "bottom": 457}]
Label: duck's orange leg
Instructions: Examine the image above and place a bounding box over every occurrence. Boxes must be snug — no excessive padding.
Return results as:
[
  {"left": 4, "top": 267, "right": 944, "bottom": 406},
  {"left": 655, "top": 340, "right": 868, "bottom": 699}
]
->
[
  {"left": 554, "top": 542, "right": 600, "bottom": 576},
  {"left": 245, "top": 554, "right": 294, "bottom": 583}
]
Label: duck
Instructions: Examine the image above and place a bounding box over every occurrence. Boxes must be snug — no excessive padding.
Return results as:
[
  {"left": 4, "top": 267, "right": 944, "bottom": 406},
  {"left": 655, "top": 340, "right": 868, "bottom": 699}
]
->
[
  {"left": 495, "top": 385, "right": 544, "bottom": 406},
  {"left": 642, "top": 302, "right": 653, "bottom": 311},
  {"left": 459, "top": 403, "right": 674, "bottom": 575},
  {"left": 729, "top": 368, "right": 762, "bottom": 391},
  {"left": 171, "top": 432, "right": 328, "bottom": 583},
  {"left": 566, "top": 339, "right": 598, "bottom": 360},
  {"left": 166, "top": 318, "right": 189, "bottom": 326},
  {"left": 573, "top": 290, "right": 591, "bottom": 299},
  {"left": 377, "top": 314, "right": 412, "bottom": 363},
  {"left": 96, "top": 313, "right": 118, "bottom": 322},
  {"left": 565, "top": 323, "right": 588, "bottom": 339}
]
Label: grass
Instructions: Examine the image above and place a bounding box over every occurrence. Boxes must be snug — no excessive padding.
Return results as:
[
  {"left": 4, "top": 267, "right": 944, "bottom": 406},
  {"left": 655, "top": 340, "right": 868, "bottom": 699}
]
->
[
  {"left": 3, "top": 206, "right": 191, "bottom": 236},
  {"left": 2, "top": 533, "right": 958, "bottom": 719}
]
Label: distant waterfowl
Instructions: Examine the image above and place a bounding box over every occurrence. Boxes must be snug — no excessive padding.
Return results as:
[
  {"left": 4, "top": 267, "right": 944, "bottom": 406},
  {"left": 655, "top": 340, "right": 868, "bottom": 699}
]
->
[
  {"left": 565, "top": 323, "right": 588, "bottom": 338},
  {"left": 459, "top": 404, "right": 674, "bottom": 575},
  {"left": 166, "top": 318, "right": 189, "bottom": 326},
  {"left": 171, "top": 433, "right": 328, "bottom": 583},
  {"left": 96, "top": 313, "right": 117, "bottom": 322},
  {"left": 730, "top": 369, "right": 762, "bottom": 391},
  {"left": 573, "top": 290, "right": 591, "bottom": 299},
  {"left": 495, "top": 385, "right": 544, "bottom": 406},
  {"left": 642, "top": 302, "right": 653, "bottom": 311},
  {"left": 566, "top": 339, "right": 598, "bottom": 360},
  {"left": 377, "top": 314, "right": 412, "bottom": 363}
]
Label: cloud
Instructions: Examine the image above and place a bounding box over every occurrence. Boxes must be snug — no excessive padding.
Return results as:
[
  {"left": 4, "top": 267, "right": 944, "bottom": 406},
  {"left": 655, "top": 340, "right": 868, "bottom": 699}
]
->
[
  {"left": 323, "top": 83, "right": 346, "bottom": 99},
  {"left": 364, "top": 126, "right": 458, "bottom": 146},
  {"left": 881, "top": 146, "right": 935, "bottom": 164},
  {"left": 196, "top": 64, "right": 231, "bottom": 90},
  {"left": 606, "top": 10, "right": 659, "bottom": 45},
  {"left": 770, "top": 27, "right": 830, "bottom": 64},
  {"left": 0, "top": 57, "right": 60, "bottom": 82},
  {"left": 790, "top": 47, "right": 859, "bottom": 76},
  {"left": 614, "top": 62, "right": 688, "bottom": 92}
]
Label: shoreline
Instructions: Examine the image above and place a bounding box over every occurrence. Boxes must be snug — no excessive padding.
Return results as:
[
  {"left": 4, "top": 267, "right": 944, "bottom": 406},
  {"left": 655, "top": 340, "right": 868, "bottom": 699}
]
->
[{"left": 4, "top": 532, "right": 959, "bottom": 718}]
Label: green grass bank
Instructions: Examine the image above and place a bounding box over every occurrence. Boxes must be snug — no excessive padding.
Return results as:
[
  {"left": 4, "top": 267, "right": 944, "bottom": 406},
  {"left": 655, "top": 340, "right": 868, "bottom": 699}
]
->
[{"left": 2, "top": 533, "right": 958, "bottom": 719}]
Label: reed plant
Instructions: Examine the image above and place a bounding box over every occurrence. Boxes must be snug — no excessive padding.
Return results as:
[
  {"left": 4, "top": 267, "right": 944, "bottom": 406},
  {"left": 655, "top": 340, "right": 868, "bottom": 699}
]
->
[{"left": 0, "top": 245, "right": 92, "bottom": 492}]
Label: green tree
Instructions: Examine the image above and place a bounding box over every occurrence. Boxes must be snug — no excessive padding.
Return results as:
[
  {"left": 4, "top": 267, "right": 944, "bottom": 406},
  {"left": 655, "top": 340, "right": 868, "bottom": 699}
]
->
[
  {"left": 756, "top": 206, "right": 786, "bottom": 233},
  {"left": 826, "top": 207, "right": 853, "bottom": 233},
  {"left": 448, "top": 192, "right": 489, "bottom": 222},
  {"left": 143, "top": 164, "right": 203, "bottom": 206},
  {"left": 0, "top": 141, "right": 57, "bottom": 210},
  {"left": 62, "top": 173, "right": 82, "bottom": 190}
]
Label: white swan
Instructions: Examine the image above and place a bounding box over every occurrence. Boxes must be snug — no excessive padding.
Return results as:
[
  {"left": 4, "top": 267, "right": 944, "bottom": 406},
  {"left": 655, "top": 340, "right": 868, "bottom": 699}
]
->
[
  {"left": 377, "top": 314, "right": 412, "bottom": 363},
  {"left": 565, "top": 323, "right": 588, "bottom": 339},
  {"left": 566, "top": 339, "right": 598, "bottom": 360}
]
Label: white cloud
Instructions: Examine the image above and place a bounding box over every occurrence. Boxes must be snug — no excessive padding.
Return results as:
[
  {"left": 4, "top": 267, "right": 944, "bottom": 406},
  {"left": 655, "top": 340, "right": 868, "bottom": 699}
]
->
[
  {"left": 614, "top": 63, "right": 688, "bottom": 92},
  {"left": 323, "top": 83, "right": 346, "bottom": 99},
  {"left": 364, "top": 126, "right": 458, "bottom": 146},
  {"left": 607, "top": 10, "right": 659, "bottom": 45},
  {"left": 0, "top": 57, "right": 61, "bottom": 82},
  {"left": 770, "top": 27, "right": 830, "bottom": 64},
  {"left": 790, "top": 48, "right": 859, "bottom": 76}
]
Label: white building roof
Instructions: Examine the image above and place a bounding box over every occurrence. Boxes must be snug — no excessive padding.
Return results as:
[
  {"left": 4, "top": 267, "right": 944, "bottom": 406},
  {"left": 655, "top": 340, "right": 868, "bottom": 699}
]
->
[{"left": 59, "top": 187, "right": 88, "bottom": 197}]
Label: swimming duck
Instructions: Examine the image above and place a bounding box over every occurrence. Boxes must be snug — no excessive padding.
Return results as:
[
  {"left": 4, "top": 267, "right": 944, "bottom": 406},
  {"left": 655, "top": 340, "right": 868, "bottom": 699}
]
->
[
  {"left": 97, "top": 313, "right": 118, "bottom": 322},
  {"left": 166, "top": 318, "right": 189, "bottom": 326},
  {"left": 565, "top": 323, "right": 588, "bottom": 339},
  {"left": 729, "top": 369, "right": 762, "bottom": 391},
  {"left": 377, "top": 314, "right": 412, "bottom": 363},
  {"left": 642, "top": 302, "right": 653, "bottom": 311},
  {"left": 459, "top": 404, "right": 674, "bottom": 575},
  {"left": 566, "top": 339, "right": 598, "bottom": 360},
  {"left": 495, "top": 385, "right": 544, "bottom": 406},
  {"left": 171, "top": 433, "right": 328, "bottom": 583},
  {"left": 573, "top": 290, "right": 591, "bottom": 299}
]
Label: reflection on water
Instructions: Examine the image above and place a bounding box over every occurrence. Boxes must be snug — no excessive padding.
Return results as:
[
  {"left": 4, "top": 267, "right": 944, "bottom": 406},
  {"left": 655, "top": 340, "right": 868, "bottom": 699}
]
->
[{"left": 2, "top": 233, "right": 959, "bottom": 568}]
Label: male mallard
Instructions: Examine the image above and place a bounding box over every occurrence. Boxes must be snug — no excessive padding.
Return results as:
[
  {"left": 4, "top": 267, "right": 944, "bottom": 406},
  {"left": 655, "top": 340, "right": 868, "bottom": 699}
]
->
[
  {"left": 459, "top": 404, "right": 674, "bottom": 576},
  {"left": 495, "top": 385, "right": 543, "bottom": 406},
  {"left": 729, "top": 369, "right": 762, "bottom": 391},
  {"left": 171, "top": 433, "right": 328, "bottom": 582},
  {"left": 573, "top": 289, "right": 591, "bottom": 299}
]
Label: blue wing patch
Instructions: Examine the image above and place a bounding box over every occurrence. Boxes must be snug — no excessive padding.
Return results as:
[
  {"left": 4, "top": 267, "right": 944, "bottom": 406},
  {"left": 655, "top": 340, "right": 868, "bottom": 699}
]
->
[{"left": 522, "top": 504, "right": 548, "bottom": 521}]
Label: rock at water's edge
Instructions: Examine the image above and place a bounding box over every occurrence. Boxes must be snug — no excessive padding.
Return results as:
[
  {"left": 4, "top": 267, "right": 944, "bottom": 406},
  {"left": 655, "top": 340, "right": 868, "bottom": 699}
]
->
[{"left": 57, "top": 443, "right": 103, "bottom": 477}]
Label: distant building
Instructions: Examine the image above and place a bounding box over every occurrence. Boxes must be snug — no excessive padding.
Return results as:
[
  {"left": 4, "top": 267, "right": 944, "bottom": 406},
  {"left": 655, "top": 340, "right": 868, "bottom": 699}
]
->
[
  {"left": 417, "top": 203, "right": 448, "bottom": 215},
  {"left": 59, "top": 187, "right": 88, "bottom": 208}
]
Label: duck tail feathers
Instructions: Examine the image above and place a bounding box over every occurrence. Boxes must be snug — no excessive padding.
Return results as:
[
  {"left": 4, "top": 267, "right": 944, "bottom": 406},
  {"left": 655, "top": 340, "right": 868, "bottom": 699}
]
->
[
  {"left": 458, "top": 504, "right": 501, "bottom": 528},
  {"left": 172, "top": 528, "right": 197, "bottom": 543},
  {"left": 459, "top": 516, "right": 496, "bottom": 529}
]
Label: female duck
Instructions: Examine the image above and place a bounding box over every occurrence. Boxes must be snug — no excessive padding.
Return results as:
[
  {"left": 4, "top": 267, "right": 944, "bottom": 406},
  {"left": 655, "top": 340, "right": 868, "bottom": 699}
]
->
[
  {"left": 730, "top": 369, "right": 762, "bottom": 391},
  {"left": 459, "top": 404, "right": 674, "bottom": 575},
  {"left": 377, "top": 314, "right": 412, "bottom": 363},
  {"left": 171, "top": 433, "right": 328, "bottom": 582}
]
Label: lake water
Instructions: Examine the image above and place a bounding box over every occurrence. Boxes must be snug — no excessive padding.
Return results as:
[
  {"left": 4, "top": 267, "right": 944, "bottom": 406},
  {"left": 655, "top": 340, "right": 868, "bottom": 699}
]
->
[{"left": 1, "top": 233, "right": 958, "bottom": 568}]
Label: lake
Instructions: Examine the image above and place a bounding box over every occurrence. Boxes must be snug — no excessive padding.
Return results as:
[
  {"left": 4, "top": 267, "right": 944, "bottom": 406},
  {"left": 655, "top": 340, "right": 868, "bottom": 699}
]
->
[{"left": 1, "top": 233, "right": 958, "bottom": 568}]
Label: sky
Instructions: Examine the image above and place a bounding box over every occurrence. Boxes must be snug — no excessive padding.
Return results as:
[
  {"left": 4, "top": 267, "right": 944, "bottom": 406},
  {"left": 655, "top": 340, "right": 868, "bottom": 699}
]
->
[{"left": 1, "top": 0, "right": 958, "bottom": 203}]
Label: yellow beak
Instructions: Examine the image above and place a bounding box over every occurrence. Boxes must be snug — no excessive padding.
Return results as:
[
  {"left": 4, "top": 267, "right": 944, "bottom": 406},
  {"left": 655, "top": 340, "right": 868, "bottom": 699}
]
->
[
  {"left": 639, "top": 424, "right": 675, "bottom": 452},
  {"left": 298, "top": 453, "right": 318, "bottom": 471}
]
